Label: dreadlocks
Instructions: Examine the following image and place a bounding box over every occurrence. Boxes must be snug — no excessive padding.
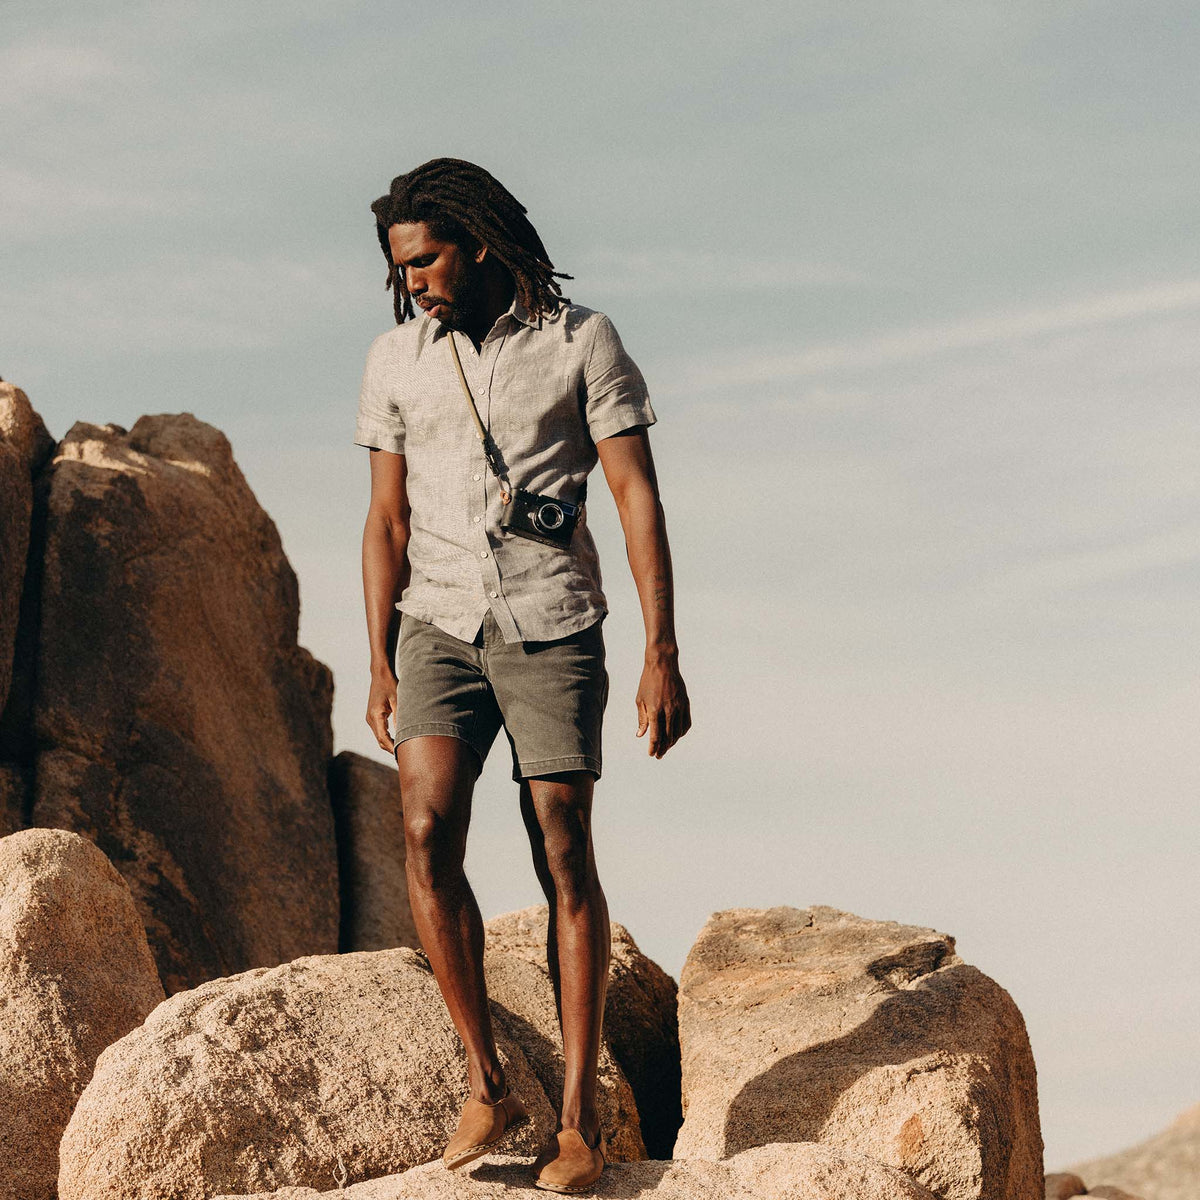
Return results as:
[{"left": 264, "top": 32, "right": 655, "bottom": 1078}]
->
[{"left": 370, "top": 157, "right": 573, "bottom": 326}]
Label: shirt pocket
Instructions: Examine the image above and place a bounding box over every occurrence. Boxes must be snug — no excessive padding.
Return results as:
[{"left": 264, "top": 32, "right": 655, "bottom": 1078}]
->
[{"left": 498, "top": 368, "right": 577, "bottom": 446}]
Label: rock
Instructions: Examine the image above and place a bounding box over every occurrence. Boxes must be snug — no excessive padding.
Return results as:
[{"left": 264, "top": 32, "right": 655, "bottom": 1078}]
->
[
  {"left": 0, "top": 763, "right": 27, "bottom": 838},
  {"left": 214, "top": 1141, "right": 939, "bottom": 1197},
  {"left": 0, "top": 827, "right": 165, "bottom": 1200},
  {"left": 1070, "top": 1102, "right": 1200, "bottom": 1200},
  {"left": 1044, "top": 1171, "right": 1088, "bottom": 1198},
  {"left": 0, "top": 383, "right": 54, "bottom": 834},
  {"left": 328, "top": 750, "right": 418, "bottom": 952},
  {"left": 1087, "top": 1187, "right": 1144, "bottom": 1200},
  {"left": 29, "top": 415, "right": 337, "bottom": 992},
  {"left": 481, "top": 927, "right": 645, "bottom": 1162},
  {"left": 674, "top": 905, "right": 1044, "bottom": 1200},
  {"left": 485, "top": 905, "right": 682, "bottom": 1157},
  {"left": 57, "top": 947, "right": 555, "bottom": 1200},
  {"left": 0, "top": 383, "right": 52, "bottom": 710}
]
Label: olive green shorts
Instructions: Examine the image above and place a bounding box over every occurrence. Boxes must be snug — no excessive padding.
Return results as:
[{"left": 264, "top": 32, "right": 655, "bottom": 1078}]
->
[{"left": 393, "top": 609, "right": 609, "bottom": 781}]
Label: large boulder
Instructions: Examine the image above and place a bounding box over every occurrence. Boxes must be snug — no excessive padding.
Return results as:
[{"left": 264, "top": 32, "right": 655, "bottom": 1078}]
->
[
  {"left": 328, "top": 750, "right": 418, "bottom": 952},
  {"left": 1069, "top": 1101, "right": 1200, "bottom": 1200},
  {"left": 213, "top": 1142, "right": 939, "bottom": 1198},
  {"left": 481, "top": 923, "right": 645, "bottom": 1162},
  {"left": 1043, "top": 1172, "right": 1087, "bottom": 1198},
  {"left": 57, "top": 948, "right": 555, "bottom": 1200},
  {"left": 0, "top": 827, "right": 165, "bottom": 1200},
  {"left": 674, "top": 906, "right": 1044, "bottom": 1200},
  {"left": 0, "top": 382, "right": 54, "bottom": 835},
  {"left": 485, "top": 905, "right": 681, "bottom": 1157},
  {"left": 29, "top": 415, "right": 337, "bottom": 992}
]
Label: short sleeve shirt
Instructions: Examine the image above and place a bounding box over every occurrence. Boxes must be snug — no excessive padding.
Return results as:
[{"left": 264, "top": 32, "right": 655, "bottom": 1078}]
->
[{"left": 354, "top": 296, "right": 657, "bottom": 643}]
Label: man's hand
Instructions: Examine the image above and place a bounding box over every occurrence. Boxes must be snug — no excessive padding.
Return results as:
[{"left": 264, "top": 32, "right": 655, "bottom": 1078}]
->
[
  {"left": 636, "top": 650, "right": 691, "bottom": 758},
  {"left": 366, "top": 668, "right": 400, "bottom": 754}
]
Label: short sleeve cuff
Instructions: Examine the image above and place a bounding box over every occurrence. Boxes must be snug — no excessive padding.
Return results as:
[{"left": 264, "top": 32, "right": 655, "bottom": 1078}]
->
[
  {"left": 354, "top": 421, "right": 406, "bottom": 454},
  {"left": 588, "top": 400, "right": 657, "bottom": 444}
]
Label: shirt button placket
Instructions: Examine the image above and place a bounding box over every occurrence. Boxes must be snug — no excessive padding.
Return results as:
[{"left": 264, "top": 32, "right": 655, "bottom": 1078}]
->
[{"left": 474, "top": 325, "right": 520, "bottom": 644}]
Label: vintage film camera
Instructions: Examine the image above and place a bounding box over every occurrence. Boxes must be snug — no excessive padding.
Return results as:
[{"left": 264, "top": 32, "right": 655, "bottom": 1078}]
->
[{"left": 500, "top": 485, "right": 584, "bottom": 549}]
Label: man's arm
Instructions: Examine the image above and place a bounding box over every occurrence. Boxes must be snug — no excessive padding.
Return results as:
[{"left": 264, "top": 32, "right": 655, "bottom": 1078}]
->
[
  {"left": 362, "top": 446, "right": 411, "bottom": 753},
  {"left": 595, "top": 425, "right": 691, "bottom": 759}
]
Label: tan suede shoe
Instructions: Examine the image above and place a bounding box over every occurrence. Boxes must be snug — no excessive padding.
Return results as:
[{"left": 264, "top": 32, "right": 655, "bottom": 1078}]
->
[
  {"left": 441, "top": 1085, "right": 530, "bottom": 1170},
  {"left": 531, "top": 1126, "right": 607, "bottom": 1193}
]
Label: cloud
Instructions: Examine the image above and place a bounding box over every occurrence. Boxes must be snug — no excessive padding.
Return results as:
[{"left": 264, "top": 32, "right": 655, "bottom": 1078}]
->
[
  {"left": 573, "top": 247, "right": 874, "bottom": 294},
  {"left": 663, "top": 278, "right": 1200, "bottom": 392},
  {"left": 0, "top": 40, "right": 120, "bottom": 104},
  {"left": 0, "top": 165, "right": 194, "bottom": 239},
  {"left": 3, "top": 251, "right": 363, "bottom": 352},
  {"left": 996, "top": 521, "right": 1200, "bottom": 596}
]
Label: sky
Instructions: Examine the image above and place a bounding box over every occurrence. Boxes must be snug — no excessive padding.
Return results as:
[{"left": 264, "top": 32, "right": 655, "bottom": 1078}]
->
[{"left": 3, "top": 0, "right": 1199, "bottom": 1171}]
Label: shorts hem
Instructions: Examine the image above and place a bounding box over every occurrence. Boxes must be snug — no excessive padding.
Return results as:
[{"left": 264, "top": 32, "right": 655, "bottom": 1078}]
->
[
  {"left": 394, "top": 723, "right": 486, "bottom": 771},
  {"left": 514, "top": 754, "right": 602, "bottom": 782}
]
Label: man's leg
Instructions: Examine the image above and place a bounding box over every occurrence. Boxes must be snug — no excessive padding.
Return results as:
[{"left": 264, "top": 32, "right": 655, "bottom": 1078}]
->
[
  {"left": 397, "top": 734, "right": 507, "bottom": 1103},
  {"left": 519, "top": 770, "right": 610, "bottom": 1148}
]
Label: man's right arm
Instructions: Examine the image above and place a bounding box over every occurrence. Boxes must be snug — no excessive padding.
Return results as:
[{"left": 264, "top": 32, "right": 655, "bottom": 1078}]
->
[{"left": 362, "top": 446, "right": 411, "bottom": 754}]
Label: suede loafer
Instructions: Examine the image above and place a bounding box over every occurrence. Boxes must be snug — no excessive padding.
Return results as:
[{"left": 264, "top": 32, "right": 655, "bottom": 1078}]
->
[
  {"left": 532, "top": 1126, "right": 607, "bottom": 1193},
  {"left": 441, "top": 1085, "right": 530, "bottom": 1170}
]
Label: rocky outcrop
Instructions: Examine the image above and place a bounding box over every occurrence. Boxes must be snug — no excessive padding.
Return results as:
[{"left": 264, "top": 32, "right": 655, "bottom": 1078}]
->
[
  {"left": 29, "top": 415, "right": 337, "bottom": 992},
  {"left": 1069, "top": 1102, "right": 1200, "bottom": 1200},
  {"left": 674, "top": 906, "right": 1044, "bottom": 1200},
  {"left": 328, "top": 749, "right": 417, "bottom": 952},
  {"left": 1044, "top": 1172, "right": 1088, "bottom": 1198},
  {"left": 0, "top": 764, "right": 25, "bottom": 836},
  {"left": 0, "top": 383, "right": 54, "bottom": 835},
  {"left": 0, "top": 827, "right": 165, "bottom": 1200},
  {"left": 481, "top": 925, "right": 646, "bottom": 1162},
  {"left": 485, "top": 905, "right": 681, "bottom": 1158},
  {"left": 213, "top": 1142, "right": 940, "bottom": 1198},
  {"left": 57, "top": 947, "right": 556, "bottom": 1200}
]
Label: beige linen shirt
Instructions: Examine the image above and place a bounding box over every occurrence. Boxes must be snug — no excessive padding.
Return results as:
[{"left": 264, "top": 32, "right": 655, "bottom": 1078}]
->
[{"left": 354, "top": 295, "right": 657, "bottom": 643}]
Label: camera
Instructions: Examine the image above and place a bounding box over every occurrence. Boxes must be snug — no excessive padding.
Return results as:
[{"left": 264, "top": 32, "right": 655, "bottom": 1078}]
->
[{"left": 500, "top": 486, "right": 582, "bottom": 548}]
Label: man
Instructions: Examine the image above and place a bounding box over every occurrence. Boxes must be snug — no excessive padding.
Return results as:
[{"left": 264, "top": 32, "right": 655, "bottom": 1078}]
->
[{"left": 355, "top": 158, "right": 689, "bottom": 1193}]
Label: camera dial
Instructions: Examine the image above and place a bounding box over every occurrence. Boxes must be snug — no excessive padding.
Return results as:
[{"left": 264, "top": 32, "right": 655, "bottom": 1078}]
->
[{"left": 535, "top": 502, "right": 565, "bottom": 531}]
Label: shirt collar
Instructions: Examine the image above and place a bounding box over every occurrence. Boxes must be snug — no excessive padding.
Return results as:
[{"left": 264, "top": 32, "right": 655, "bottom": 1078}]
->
[{"left": 509, "top": 293, "right": 541, "bottom": 329}]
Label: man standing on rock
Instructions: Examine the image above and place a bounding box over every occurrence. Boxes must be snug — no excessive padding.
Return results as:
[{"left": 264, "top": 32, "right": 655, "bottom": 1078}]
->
[{"left": 355, "top": 158, "right": 690, "bottom": 1192}]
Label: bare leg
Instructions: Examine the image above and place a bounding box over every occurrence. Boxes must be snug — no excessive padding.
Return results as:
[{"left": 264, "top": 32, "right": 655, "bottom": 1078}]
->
[
  {"left": 519, "top": 771, "right": 609, "bottom": 1148},
  {"left": 397, "top": 735, "right": 506, "bottom": 1103}
]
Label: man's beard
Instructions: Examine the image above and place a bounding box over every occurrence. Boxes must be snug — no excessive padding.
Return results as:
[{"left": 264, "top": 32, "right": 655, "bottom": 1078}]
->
[{"left": 429, "top": 267, "right": 486, "bottom": 331}]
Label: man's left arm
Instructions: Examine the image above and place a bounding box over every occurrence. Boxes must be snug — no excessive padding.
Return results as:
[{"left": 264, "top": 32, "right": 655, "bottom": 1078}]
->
[{"left": 596, "top": 426, "right": 691, "bottom": 759}]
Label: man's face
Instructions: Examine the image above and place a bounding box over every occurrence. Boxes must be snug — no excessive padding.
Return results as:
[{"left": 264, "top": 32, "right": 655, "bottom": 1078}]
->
[{"left": 388, "top": 221, "right": 486, "bottom": 330}]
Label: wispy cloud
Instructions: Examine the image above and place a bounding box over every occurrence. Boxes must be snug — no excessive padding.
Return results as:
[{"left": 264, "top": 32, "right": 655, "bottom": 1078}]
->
[
  {"left": 998, "top": 521, "right": 1200, "bottom": 595},
  {"left": 574, "top": 247, "right": 873, "bottom": 294},
  {"left": 3, "top": 252, "right": 362, "bottom": 352},
  {"left": 0, "top": 165, "right": 194, "bottom": 237},
  {"left": 665, "top": 278, "right": 1200, "bottom": 392},
  {"left": 0, "top": 41, "right": 120, "bottom": 104}
]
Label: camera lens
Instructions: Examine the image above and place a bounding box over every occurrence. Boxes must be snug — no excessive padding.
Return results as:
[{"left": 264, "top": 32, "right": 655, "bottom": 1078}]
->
[{"left": 535, "top": 502, "right": 565, "bottom": 531}]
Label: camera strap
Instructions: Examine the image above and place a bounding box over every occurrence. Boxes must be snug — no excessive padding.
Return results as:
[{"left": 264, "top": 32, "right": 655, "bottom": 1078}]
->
[
  {"left": 446, "top": 330, "right": 514, "bottom": 504},
  {"left": 446, "top": 330, "right": 587, "bottom": 507}
]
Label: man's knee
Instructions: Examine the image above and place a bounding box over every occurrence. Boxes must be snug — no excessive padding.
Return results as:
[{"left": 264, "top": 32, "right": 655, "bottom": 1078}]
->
[
  {"left": 403, "top": 809, "right": 466, "bottom": 891},
  {"left": 396, "top": 736, "right": 478, "bottom": 891},
  {"left": 528, "top": 774, "right": 597, "bottom": 900}
]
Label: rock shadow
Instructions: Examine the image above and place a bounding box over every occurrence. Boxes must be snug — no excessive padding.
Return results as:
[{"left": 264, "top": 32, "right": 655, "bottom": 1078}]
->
[
  {"left": 719, "top": 953, "right": 1023, "bottom": 1173},
  {"left": 489, "top": 997, "right": 568, "bottom": 1111},
  {"left": 469, "top": 1156, "right": 675, "bottom": 1196}
]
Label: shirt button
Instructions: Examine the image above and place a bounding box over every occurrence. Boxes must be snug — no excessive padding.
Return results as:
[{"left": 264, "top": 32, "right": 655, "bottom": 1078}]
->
[
  {"left": 473, "top": 473, "right": 481, "bottom": 481},
  {"left": 474, "top": 515, "right": 481, "bottom": 523},
  {"left": 490, "top": 591, "right": 498, "bottom": 599},
  {"left": 480, "top": 550, "right": 489, "bottom": 558}
]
